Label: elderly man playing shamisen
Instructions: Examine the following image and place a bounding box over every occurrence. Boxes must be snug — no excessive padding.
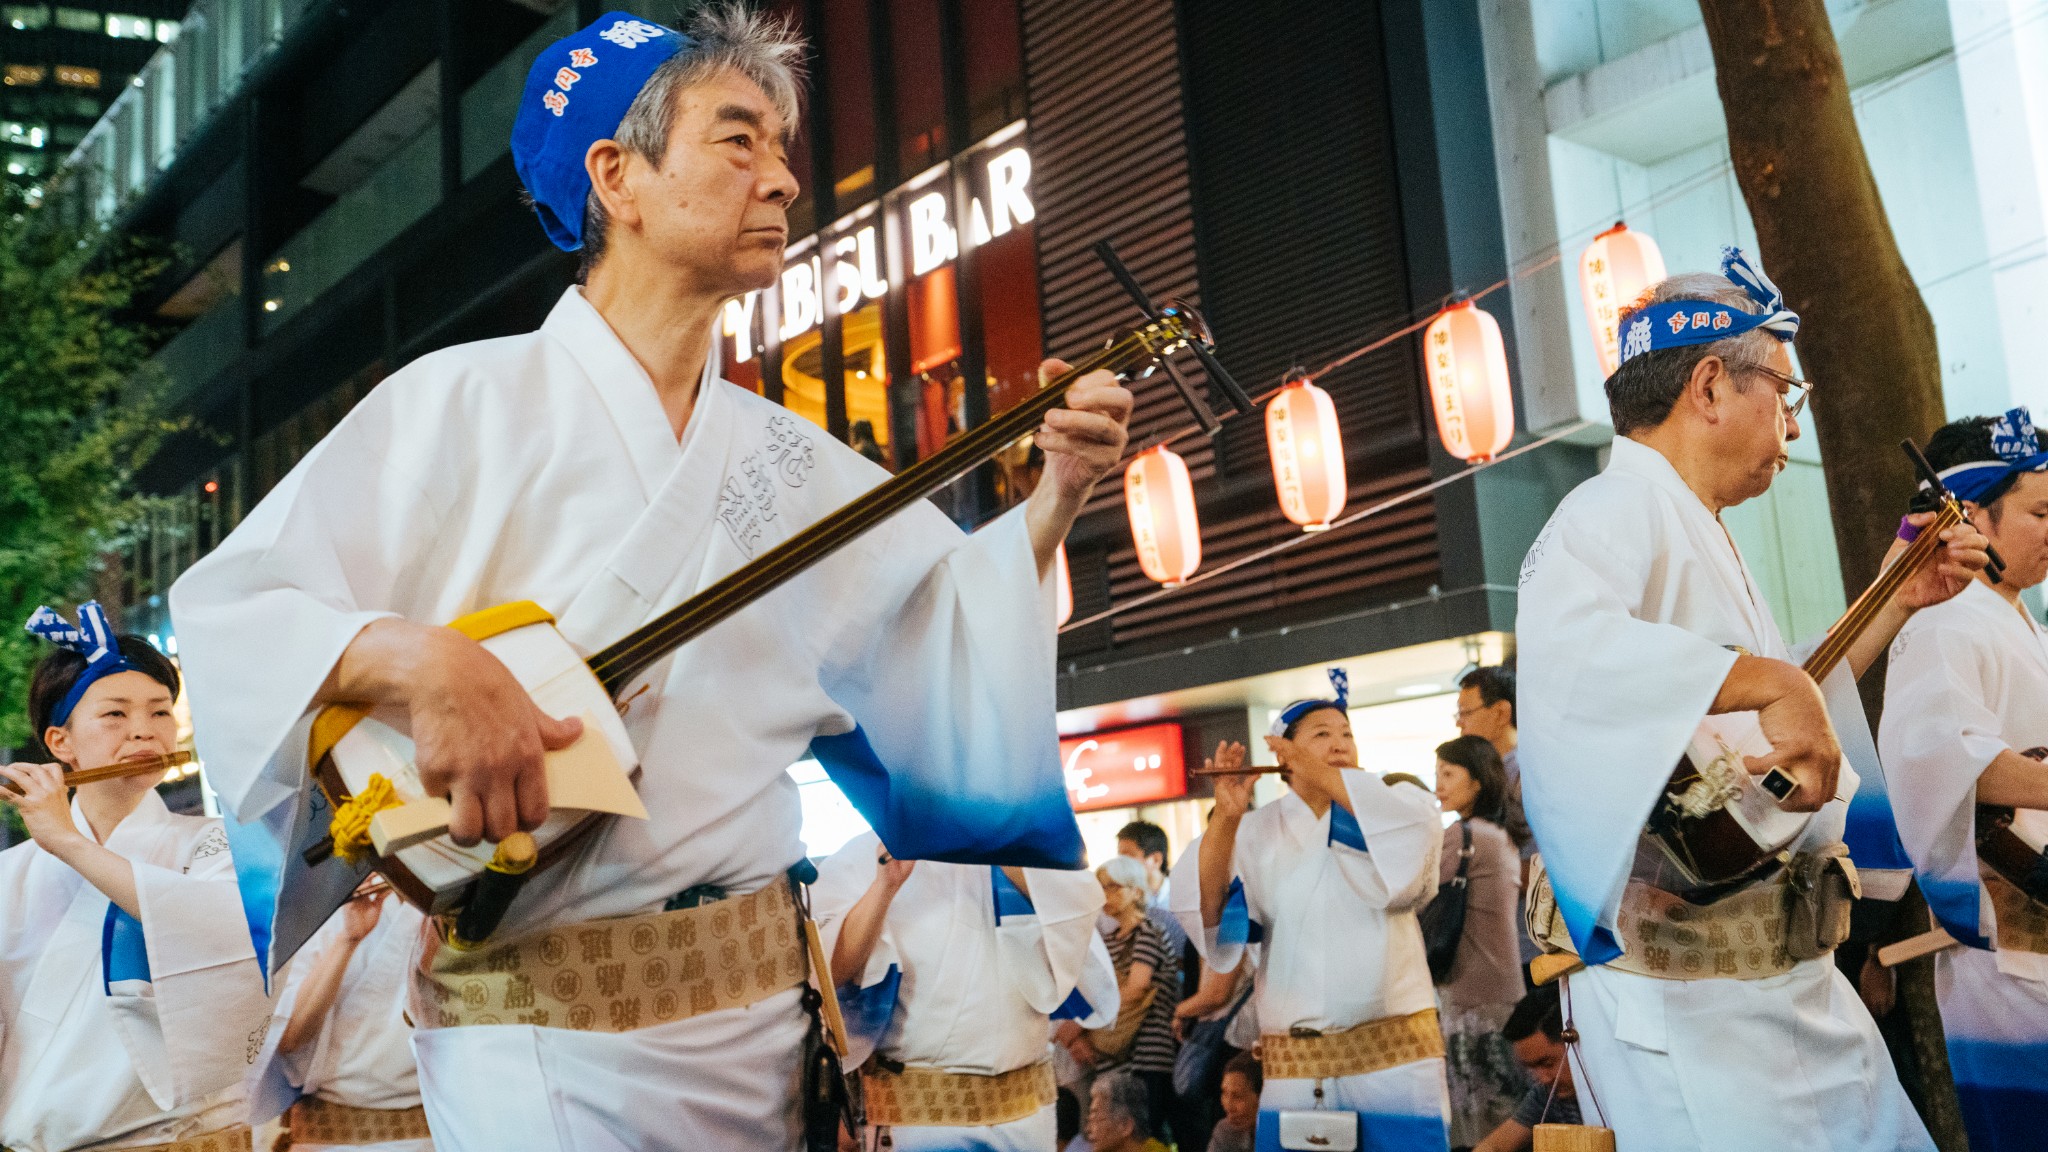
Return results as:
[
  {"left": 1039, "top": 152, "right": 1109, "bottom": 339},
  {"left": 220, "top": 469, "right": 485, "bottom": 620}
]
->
[
  {"left": 1516, "top": 249, "right": 1989, "bottom": 1151},
  {"left": 169, "top": 8, "right": 1130, "bottom": 1151}
]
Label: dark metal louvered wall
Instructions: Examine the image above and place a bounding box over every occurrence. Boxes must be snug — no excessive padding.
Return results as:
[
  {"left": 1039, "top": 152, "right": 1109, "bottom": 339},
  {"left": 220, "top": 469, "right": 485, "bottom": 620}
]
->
[{"left": 1024, "top": 0, "right": 1444, "bottom": 664}]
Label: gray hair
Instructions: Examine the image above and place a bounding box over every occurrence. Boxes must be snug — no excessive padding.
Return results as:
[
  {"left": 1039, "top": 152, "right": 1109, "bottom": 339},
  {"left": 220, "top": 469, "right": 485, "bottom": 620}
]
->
[
  {"left": 579, "top": 3, "right": 808, "bottom": 276},
  {"left": 1096, "top": 855, "right": 1150, "bottom": 899},
  {"left": 1091, "top": 1071, "right": 1153, "bottom": 1137},
  {"left": 1603, "top": 272, "right": 1779, "bottom": 436}
]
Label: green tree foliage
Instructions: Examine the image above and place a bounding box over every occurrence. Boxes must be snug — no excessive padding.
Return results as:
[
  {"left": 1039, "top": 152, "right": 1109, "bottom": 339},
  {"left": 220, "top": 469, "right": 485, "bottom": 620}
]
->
[{"left": 0, "top": 176, "right": 179, "bottom": 753}]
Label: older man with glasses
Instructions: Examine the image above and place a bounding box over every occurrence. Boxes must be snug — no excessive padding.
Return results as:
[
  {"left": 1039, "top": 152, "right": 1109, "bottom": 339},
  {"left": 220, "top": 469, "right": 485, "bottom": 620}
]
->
[{"left": 1514, "top": 248, "right": 1988, "bottom": 1151}]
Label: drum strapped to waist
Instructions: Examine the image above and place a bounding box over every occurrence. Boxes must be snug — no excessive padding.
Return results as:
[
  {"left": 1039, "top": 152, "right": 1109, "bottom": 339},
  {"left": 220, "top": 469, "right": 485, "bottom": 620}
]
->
[
  {"left": 1255, "top": 1009, "right": 1444, "bottom": 1082},
  {"left": 409, "top": 877, "right": 808, "bottom": 1032},
  {"left": 860, "top": 1059, "right": 1057, "bottom": 1128},
  {"left": 1526, "top": 847, "right": 1858, "bottom": 982},
  {"left": 284, "top": 1099, "right": 431, "bottom": 1146}
]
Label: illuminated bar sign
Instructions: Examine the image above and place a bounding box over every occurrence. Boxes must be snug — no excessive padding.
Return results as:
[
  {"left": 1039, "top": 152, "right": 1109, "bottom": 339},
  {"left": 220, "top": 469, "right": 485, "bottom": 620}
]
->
[
  {"left": 1061, "top": 722, "right": 1187, "bottom": 813},
  {"left": 720, "top": 124, "right": 1034, "bottom": 363}
]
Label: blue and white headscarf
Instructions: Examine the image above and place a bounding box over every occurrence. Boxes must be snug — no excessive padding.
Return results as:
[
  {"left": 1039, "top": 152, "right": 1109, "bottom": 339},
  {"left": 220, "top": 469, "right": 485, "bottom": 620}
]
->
[
  {"left": 1271, "top": 668, "right": 1350, "bottom": 737},
  {"left": 1938, "top": 407, "right": 2048, "bottom": 505},
  {"left": 24, "top": 601, "right": 139, "bottom": 727},
  {"left": 512, "top": 12, "right": 695, "bottom": 250},
  {"left": 1617, "top": 246, "right": 1801, "bottom": 367}
]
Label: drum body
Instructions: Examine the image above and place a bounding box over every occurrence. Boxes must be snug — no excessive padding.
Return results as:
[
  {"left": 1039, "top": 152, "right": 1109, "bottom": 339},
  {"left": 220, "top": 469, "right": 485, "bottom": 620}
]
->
[
  {"left": 1646, "top": 713, "right": 1812, "bottom": 904},
  {"left": 309, "top": 602, "right": 641, "bottom": 913}
]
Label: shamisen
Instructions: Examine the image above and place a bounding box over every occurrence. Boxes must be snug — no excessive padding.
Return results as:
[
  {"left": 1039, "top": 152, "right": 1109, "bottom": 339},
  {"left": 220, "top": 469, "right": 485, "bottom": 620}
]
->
[
  {"left": 1515, "top": 247, "right": 1988, "bottom": 1151},
  {"left": 169, "top": 6, "right": 1134, "bottom": 1149}
]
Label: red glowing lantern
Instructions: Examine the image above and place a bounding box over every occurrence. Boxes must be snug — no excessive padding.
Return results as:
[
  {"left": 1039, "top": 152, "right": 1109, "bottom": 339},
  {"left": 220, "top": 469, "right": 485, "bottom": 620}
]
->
[
  {"left": 1124, "top": 445, "right": 1201, "bottom": 586},
  {"left": 1423, "top": 299, "right": 1515, "bottom": 463},
  {"left": 1266, "top": 372, "right": 1346, "bottom": 531},
  {"left": 1054, "top": 542, "right": 1074, "bottom": 627},
  {"left": 1579, "top": 222, "right": 1667, "bottom": 377}
]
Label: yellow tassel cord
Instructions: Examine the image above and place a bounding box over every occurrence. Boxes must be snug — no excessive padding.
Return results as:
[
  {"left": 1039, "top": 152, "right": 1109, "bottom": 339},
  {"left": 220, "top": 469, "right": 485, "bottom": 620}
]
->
[{"left": 329, "top": 774, "right": 402, "bottom": 865}]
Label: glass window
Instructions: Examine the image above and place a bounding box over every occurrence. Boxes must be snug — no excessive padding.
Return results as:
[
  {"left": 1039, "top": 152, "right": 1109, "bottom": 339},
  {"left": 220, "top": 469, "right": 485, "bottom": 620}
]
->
[
  {"left": 719, "top": 292, "right": 765, "bottom": 395},
  {"left": 890, "top": 0, "right": 946, "bottom": 178},
  {"left": 54, "top": 63, "right": 101, "bottom": 88},
  {"left": 841, "top": 300, "right": 889, "bottom": 464},
  {"left": 3, "top": 64, "right": 46, "bottom": 87},
  {"left": 53, "top": 6, "right": 99, "bottom": 32},
  {"left": 823, "top": 0, "right": 874, "bottom": 206},
  {"left": 763, "top": 0, "right": 814, "bottom": 236},
  {"left": 907, "top": 260, "right": 963, "bottom": 459},
  {"left": 1, "top": 121, "right": 48, "bottom": 148},
  {"left": 962, "top": 0, "right": 1024, "bottom": 140},
  {"left": 107, "top": 12, "right": 154, "bottom": 38},
  {"left": 4, "top": 5, "right": 48, "bottom": 30}
]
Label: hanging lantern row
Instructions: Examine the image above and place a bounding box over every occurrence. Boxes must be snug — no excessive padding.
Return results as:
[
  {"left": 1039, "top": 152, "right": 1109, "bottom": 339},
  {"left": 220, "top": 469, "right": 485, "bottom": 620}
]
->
[{"left": 1108, "top": 223, "right": 1660, "bottom": 591}]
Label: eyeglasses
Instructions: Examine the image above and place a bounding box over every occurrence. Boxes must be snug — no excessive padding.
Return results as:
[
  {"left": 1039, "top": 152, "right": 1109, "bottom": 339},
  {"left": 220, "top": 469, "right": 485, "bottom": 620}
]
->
[
  {"left": 1454, "top": 703, "right": 1489, "bottom": 720},
  {"left": 1734, "top": 361, "right": 1813, "bottom": 419}
]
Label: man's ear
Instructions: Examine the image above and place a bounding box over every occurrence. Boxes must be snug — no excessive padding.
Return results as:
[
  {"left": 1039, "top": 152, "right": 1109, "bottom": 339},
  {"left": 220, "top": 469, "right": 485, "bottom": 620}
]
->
[
  {"left": 585, "top": 139, "right": 640, "bottom": 233},
  {"left": 1686, "top": 355, "right": 1727, "bottom": 425}
]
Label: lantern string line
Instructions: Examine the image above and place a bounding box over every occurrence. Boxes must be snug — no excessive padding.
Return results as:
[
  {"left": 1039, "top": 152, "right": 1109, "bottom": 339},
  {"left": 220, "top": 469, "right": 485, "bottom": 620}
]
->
[{"left": 1059, "top": 419, "right": 1594, "bottom": 634}]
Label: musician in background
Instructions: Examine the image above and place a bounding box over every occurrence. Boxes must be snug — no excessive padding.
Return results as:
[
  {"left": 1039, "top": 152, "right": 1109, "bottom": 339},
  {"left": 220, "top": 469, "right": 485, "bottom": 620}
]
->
[
  {"left": 250, "top": 882, "right": 432, "bottom": 1150},
  {"left": 1171, "top": 672, "right": 1449, "bottom": 1149},
  {"left": 0, "top": 603, "right": 270, "bottom": 1152},
  {"left": 1877, "top": 408, "right": 2048, "bottom": 1151},
  {"left": 169, "top": 8, "right": 1130, "bottom": 1150},
  {"left": 812, "top": 833, "right": 1118, "bottom": 1151},
  {"left": 1515, "top": 249, "right": 1987, "bottom": 1150}
]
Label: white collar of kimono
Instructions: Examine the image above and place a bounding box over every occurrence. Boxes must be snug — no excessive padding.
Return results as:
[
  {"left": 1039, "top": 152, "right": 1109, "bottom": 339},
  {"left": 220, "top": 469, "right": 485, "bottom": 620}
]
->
[
  {"left": 66, "top": 786, "right": 170, "bottom": 846},
  {"left": 1606, "top": 436, "right": 1710, "bottom": 512},
  {"left": 542, "top": 286, "right": 729, "bottom": 500},
  {"left": 1960, "top": 574, "right": 2046, "bottom": 639},
  {"left": 1275, "top": 784, "right": 1333, "bottom": 836}
]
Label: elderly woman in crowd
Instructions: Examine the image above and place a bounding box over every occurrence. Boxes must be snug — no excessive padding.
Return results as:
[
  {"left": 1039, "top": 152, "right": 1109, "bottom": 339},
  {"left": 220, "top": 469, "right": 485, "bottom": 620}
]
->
[
  {"left": 1083, "top": 1072, "right": 1170, "bottom": 1152},
  {"left": 1431, "top": 734, "right": 1531, "bottom": 1146},
  {"left": 1060, "top": 855, "right": 1183, "bottom": 1144}
]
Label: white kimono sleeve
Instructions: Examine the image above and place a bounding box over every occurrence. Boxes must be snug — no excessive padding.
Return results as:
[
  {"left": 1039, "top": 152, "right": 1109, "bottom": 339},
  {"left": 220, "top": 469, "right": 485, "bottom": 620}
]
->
[
  {"left": 998, "top": 868, "right": 1113, "bottom": 1027},
  {"left": 810, "top": 504, "right": 1084, "bottom": 870},
  {"left": 1517, "top": 512, "right": 1737, "bottom": 964},
  {"left": 170, "top": 396, "right": 442, "bottom": 826},
  {"left": 1169, "top": 833, "right": 1265, "bottom": 975},
  {"left": 1325, "top": 772, "right": 1443, "bottom": 912},
  {"left": 1879, "top": 621, "right": 2009, "bottom": 946},
  {"left": 103, "top": 832, "right": 271, "bottom": 1110},
  {"left": 808, "top": 834, "right": 900, "bottom": 1069}
]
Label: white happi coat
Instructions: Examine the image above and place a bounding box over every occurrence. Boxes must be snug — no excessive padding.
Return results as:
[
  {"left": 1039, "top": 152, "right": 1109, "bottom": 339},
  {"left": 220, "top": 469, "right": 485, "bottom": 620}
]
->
[
  {"left": 168, "top": 287, "right": 1078, "bottom": 1152},
  {"left": 250, "top": 900, "right": 430, "bottom": 1151},
  {"left": 1168, "top": 773, "right": 1448, "bottom": 1147},
  {"left": 812, "top": 832, "right": 1117, "bottom": 1152},
  {"left": 1879, "top": 578, "right": 2048, "bottom": 1149},
  {"left": 1516, "top": 436, "right": 1929, "bottom": 1152},
  {"left": 0, "top": 793, "right": 271, "bottom": 1152}
]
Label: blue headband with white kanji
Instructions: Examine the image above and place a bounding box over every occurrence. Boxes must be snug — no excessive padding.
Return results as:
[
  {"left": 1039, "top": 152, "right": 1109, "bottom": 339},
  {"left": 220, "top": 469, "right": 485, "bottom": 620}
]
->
[
  {"left": 1272, "top": 668, "right": 1350, "bottom": 737},
  {"left": 512, "top": 12, "right": 694, "bottom": 251},
  {"left": 1938, "top": 407, "right": 2048, "bottom": 505},
  {"left": 1617, "top": 247, "right": 1801, "bottom": 366},
  {"left": 25, "top": 602, "right": 139, "bottom": 727}
]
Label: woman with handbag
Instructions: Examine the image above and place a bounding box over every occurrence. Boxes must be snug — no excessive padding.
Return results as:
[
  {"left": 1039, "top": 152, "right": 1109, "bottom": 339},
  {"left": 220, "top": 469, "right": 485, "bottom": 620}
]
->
[
  {"left": 1172, "top": 670, "right": 1449, "bottom": 1151},
  {"left": 1429, "top": 735, "right": 1531, "bottom": 1148},
  {"left": 1061, "top": 856, "right": 1182, "bottom": 1144}
]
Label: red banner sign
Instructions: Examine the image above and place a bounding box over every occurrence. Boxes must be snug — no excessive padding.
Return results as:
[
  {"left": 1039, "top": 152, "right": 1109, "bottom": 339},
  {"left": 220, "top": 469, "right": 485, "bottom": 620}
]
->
[{"left": 1061, "top": 723, "right": 1187, "bottom": 813}]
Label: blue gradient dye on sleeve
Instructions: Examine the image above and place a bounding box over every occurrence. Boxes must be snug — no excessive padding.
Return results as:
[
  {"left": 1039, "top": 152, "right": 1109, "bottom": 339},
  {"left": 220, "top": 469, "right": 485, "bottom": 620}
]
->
[
  {"left": 1328, "top": 806, "right": 1368, "bottom": 852},
  {"left": 101, "top": 904, "right": 150, "bottom": 990}
]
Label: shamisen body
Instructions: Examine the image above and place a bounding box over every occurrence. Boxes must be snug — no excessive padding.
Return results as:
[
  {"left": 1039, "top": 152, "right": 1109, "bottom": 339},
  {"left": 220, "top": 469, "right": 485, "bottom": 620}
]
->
[
  {"left": 1877, "top": 409, "right": 2048, "bottom": 1152},
  {"left": 168, "top": 9, "right": 1133, "bottom": 1150},
  {"left": 1514, "top": 251, "right": 1987, "bottom": 1151}
]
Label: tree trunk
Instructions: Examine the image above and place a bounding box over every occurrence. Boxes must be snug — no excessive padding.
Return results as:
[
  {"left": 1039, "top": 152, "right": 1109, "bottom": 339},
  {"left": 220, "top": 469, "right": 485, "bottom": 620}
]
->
[
  {"left": 1695, "top": 3, "right": 1967, "bottom": 1149},
  {"left": 1695, "top": 0, "right": 1943, "bottom": 593}
]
